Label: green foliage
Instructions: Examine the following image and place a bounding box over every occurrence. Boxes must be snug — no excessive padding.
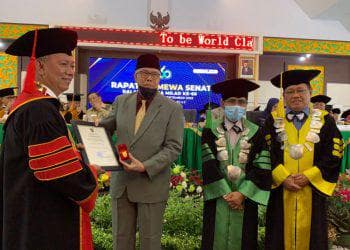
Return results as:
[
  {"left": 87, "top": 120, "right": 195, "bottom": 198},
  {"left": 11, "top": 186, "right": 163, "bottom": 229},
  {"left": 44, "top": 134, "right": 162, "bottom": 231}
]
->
[
  {"left": 91, "top": 191, "right": 203, "bottom": 250},
  {"left": 163, "top": 190, "right": 203, "bottom": 237},
  {"left": 161, "top": 234, "right": 201, "bottom": 250},
  {"left": 91, "top": 194, "right": 112, "bottom": 233},
  {"left": 91, "top": 194, "right": 113, "bottom": 250},
  {"left": 327, "top": 172, "right": 350, "bottom": 235},
  {"left": 92, "top": 225, "right": 113, "bottom": 250},
  {"left": 328, "top": 197, "right": 350, "bottom": 234},
  {"left": 91, "top": 191, "right": 266, "bottom": 250}
]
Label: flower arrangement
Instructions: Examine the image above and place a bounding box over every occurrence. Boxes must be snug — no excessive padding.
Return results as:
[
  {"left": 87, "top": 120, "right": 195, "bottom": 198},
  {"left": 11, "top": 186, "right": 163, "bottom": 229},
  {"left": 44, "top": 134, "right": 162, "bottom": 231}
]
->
[
  {"left": 328, "top": 171, "right": 350, "bottom": 246},
  {"left": 335, "top": 172, "right": 350, "bottom": 204},
  {"left": 169, "top": 164, "right": 203, "bottom": 197},
  {"left": 98, "top": 172, "right": 111, "bottom": 192}
]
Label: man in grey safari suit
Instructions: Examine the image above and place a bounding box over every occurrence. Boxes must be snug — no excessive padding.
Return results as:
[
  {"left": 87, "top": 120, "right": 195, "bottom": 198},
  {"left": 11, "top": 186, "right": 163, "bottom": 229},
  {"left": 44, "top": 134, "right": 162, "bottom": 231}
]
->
[{"left": 101, "top": 53, "right": 184, "bottom": 250}]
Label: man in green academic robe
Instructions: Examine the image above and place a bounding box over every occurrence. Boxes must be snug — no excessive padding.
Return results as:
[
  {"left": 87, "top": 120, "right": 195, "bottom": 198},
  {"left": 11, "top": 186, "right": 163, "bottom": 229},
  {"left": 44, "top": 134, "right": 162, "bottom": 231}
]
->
[{"left": 201, "top": 78, "right": 271, "bottom": 250}]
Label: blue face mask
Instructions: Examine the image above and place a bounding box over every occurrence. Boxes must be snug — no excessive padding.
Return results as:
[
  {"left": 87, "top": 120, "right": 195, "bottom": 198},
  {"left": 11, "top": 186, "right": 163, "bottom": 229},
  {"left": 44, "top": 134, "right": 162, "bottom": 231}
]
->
[{"left": 224, "top": 106, "right": 246, "bottom": 122}]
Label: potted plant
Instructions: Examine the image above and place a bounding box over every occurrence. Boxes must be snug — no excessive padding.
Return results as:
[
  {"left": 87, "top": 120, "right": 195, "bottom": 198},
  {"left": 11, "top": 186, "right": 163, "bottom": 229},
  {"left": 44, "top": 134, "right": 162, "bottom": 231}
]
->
[{"left": 328, "top": 172, "right": 350, "bottom": 248}]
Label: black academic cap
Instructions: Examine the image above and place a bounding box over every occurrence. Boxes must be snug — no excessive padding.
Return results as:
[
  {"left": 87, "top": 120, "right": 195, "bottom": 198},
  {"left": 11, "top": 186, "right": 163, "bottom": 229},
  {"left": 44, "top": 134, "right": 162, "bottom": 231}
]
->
[
  {"left": 254, "top": 106, "right": 261, "bottom": 111},
  {"left": 204, "top": 102, "right": 219, "bottom": 110},
  {"left": 310, "top": 95, "right": 331, "bottom": 104},
  {"left": 325, "top": 104, "right": 333, "bottom": 112},
  {"left": 64, "top": 93, "right": 83, "bottom": 101},
  {"left": 332, "top": 108, "right": 341, "bottom": 114},
  {"left": 5, "top": 28, "right": 77, "bottom": 58},
  {"left": 270, "top": 69, "right": 320, "bottom": 89},
  {"left": 200, "top": 102, "right": 220, "bottom": 114},
  {"left": 211, "top": 78, "right": 259, "bottom": 100},
  {"left": 0, "top": 87, "right": 17, "bottom": 97},
  {"left": 341, "top": 109, "right": 350, "bottom": 119},
  {"left": 136, "top": 54, "right": 160, "bottom": 71}
]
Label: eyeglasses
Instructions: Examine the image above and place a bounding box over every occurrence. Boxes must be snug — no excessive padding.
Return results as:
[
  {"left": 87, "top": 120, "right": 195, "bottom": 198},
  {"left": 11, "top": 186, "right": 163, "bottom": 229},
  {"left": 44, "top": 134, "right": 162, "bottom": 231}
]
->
[
  {"left": 137, "top": 71, "right": 160, "bottom": 79},
  {"left": 284, "top": 89, "right": 308, "bottom": 95},
  {"left": 224, "top": 97, "right": 247, "bottom": 106}
]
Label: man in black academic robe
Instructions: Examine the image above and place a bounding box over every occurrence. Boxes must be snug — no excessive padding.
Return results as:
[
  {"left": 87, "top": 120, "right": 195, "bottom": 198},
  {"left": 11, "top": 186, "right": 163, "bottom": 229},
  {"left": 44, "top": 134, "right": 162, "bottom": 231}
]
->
[{"left": 0, "top": 28, "right": 98, "bottom": 250}]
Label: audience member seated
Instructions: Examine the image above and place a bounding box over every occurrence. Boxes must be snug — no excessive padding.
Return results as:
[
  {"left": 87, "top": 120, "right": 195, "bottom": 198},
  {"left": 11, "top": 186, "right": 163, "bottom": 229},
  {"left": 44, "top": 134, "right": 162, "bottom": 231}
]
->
[
  {"left": 0, "top": 87, "right": 17, "bottom": 123},
  {"left": 198, "top": 102, "right": 219, "bottom": 128},
  {"left": 63, "top": 93, "right": 84, "bottom": 123},
  {"left": 341, "top": 109, "right": 350, "bottom": 124},
  {"left": 85, "top": 92, "right": 112, "bottom": 122},
  {"left": 310, "top": 94, "right": 331, "bottom": 110},
  {"left": 247, "top": 97, "right": 279, "bottom": 127},
  {"left": 331, "top": 108, "right": 341, "bottom": 123}
]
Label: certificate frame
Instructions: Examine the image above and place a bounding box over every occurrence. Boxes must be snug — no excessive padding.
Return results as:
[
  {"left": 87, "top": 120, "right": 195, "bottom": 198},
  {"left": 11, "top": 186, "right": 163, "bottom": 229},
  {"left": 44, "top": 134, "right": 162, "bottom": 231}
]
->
[{"left": 71, "top": 120, "right": 122, "bottom": 171}]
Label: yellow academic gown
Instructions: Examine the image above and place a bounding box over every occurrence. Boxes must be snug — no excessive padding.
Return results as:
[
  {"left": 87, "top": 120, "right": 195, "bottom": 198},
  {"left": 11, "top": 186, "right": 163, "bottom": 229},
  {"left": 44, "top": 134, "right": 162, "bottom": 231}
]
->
[{"left": 265, "top": 110, "right": 343, "bottom": 250}]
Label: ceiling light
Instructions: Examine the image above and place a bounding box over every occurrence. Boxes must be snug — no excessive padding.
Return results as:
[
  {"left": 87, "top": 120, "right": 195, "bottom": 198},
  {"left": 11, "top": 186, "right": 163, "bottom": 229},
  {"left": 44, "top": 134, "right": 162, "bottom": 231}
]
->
[{"left": 299, "top": 56, "right": 306, "bottom": 62}]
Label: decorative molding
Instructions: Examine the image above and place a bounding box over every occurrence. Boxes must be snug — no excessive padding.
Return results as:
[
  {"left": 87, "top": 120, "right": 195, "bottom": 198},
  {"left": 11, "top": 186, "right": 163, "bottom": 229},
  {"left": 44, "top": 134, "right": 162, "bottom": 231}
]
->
[
  {"left": 264, "top": 37, "right": 350, "bottom": 56},
  {"left": 288, "top": 65, "right": 325, "bottom": 95},
  {"left": 0, "top": 23, "right": 48, "bottom": 39},
  {"left": 0, "top": 52, "right": 17, "bottom": 89}
]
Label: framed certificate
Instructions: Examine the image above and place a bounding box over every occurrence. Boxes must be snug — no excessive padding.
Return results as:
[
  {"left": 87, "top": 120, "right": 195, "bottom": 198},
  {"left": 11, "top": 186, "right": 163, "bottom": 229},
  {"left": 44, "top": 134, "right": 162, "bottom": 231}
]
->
[{"left": 71, "top": 121, "right": 121, "bottom": 171}]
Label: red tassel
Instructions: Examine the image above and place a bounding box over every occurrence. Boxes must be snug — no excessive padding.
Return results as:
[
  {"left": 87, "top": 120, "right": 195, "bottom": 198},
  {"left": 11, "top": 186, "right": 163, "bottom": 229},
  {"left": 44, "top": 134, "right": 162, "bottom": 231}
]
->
[
  {"left": 23, "top": 29, "right": 38, "bottom": 94},
  {"left": 8, "top": 29, "right": 48, "bottom": 115}
]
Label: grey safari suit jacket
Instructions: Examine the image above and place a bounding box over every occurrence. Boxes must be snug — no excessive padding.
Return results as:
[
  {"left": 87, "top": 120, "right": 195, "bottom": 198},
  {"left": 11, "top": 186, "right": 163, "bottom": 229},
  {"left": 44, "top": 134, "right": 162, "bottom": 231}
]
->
[{"left": 101, "top": 92, "right": 184, "bottom": 203}]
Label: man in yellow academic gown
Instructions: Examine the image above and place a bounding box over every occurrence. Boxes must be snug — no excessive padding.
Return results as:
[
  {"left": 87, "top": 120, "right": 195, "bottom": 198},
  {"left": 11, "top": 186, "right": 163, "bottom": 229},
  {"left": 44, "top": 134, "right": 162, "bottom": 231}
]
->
[{"left": 264, "top": 70, "right": 343, "bottom": 250}]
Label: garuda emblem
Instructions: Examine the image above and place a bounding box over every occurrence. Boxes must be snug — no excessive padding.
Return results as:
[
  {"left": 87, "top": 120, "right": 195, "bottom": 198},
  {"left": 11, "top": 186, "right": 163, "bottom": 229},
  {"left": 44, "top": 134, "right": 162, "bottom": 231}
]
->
[{"left": 150, "top": 11, "right": 170, "bottom": 31}]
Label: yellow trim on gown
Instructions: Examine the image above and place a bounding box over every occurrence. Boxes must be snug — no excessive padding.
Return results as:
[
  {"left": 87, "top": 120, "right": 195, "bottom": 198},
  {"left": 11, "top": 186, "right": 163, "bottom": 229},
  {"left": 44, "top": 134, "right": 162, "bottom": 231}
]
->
[{"left": 271, "top": 110, "right": 326, "bottom": 250}]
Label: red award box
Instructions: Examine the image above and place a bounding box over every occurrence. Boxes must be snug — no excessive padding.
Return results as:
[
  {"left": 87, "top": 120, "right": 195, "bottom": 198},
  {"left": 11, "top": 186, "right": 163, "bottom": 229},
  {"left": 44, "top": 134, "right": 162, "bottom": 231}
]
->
[{"left": 117, "top": 144, "right": 130, "bottom": 161}]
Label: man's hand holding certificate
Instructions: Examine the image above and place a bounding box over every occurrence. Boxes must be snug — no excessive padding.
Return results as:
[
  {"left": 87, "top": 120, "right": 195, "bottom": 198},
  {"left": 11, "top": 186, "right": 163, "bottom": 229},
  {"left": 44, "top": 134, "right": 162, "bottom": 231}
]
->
[{"left": 72, "top": 121, "right": 121, "bottom": 171}]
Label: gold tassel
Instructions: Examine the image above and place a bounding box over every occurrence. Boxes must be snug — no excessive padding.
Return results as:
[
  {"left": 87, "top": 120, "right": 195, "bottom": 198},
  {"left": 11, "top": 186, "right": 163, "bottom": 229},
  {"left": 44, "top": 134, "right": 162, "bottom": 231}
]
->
[{"left": 276, "top": 72, "right": 285, "bottom": 118}]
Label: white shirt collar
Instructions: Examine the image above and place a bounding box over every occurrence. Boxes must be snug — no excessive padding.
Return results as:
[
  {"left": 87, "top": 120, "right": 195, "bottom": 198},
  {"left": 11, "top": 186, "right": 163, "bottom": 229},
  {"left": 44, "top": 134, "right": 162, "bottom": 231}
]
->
[{"left": 41, "top": 85, "right": 58, "bottom": 98}]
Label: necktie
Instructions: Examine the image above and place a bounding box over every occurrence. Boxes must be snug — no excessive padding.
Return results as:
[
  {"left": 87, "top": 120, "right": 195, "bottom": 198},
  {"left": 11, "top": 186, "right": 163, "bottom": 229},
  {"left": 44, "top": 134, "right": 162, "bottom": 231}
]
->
[
  {"left": 134, "top": 100, "right": 146, "bottom": 134},
  {"left": 286, "top": 111, "right": 305, "bottom": 122},
  {"left": 232, "top": 124, "right": 242, "bottom": 134}
]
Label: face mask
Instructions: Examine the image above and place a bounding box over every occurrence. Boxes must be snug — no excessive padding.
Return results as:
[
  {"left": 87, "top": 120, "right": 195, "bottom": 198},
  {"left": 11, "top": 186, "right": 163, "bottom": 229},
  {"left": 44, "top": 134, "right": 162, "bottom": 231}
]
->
[
  {"left": 224, "top": 106, "right": 246, "bottom": 122},
  {"left": 138, "top": 86, "right": 158, "bottom": 100}
]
